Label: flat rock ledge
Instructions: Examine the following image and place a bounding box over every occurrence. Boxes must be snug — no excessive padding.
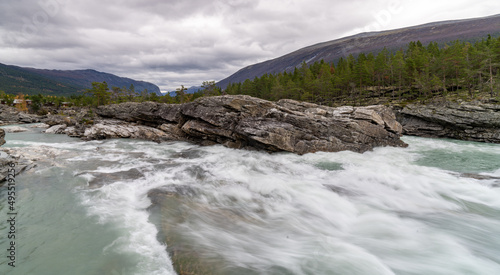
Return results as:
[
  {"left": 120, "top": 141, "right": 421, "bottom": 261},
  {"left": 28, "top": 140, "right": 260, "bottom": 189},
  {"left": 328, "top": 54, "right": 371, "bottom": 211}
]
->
[
  {"left": 45, "top": 95, "right": 407, "bottom": 154},
  {"left": 0, "top": 128, "right": 36, "bottom": 182},
  {"left": 396, "top": 101, "right": 500, "bottom": 143}
]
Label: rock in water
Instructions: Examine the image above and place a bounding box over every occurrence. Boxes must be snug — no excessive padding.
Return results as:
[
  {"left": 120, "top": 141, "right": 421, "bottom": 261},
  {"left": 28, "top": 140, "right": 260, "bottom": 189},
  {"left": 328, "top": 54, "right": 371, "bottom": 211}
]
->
[
  {"left": 397, "top": 101, "right": 500, "bottom": 143},
  {"left": 82, "top": 119, "right": 176, "bottom": 142},
  {"left": 3, "top": 126, "right": 30, "bottom": 133},
  {"left": 0, "top": 128, "right": 5, "bottom": 147},
  {"left": 94, "top": 95, "right": 407, "bottom": 154},
  {"left": 179, "top": 96, "right": 407, "bottom": 154},
  {"left": 0, "top": 129, "right": 36, "bottom": 182}
]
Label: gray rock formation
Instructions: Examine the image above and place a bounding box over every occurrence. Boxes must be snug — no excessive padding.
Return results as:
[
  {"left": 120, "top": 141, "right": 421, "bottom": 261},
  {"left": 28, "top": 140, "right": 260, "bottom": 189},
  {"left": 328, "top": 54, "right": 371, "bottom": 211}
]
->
[
  {"left": 44, "top": 124, "right": 68, "bottom": 134},
  {"left": 96, "top": 101, "right": 181, "bottom": 126},
  {"left": 0, "top": 104, "right": 40, "bottom": 125},
  {"left": 0, "top": 128, "right": 35, "bottom": 182},
  {"left": 0, "top": 129, "right": 10, "bottom": 182},
  {"left": 89, "top": 95, "right": 407, "bottom": 154},
  {"left": 178, "top": 96, "right": 406, "bottom": 154},
  {"left": 0, "top": 128, "right": 5, "bottom": 147},
  {"left": 82, "top": 120, "right": 176, "bottom": 142},
  {"left": 397, "top": 101, "right": 500, "bottom": 143},
  {"left": 0, "top": 155, "right": 14, "bottom": 182},
  {"left": 3, "top": 126, "right": 30, "bottom": 133}
]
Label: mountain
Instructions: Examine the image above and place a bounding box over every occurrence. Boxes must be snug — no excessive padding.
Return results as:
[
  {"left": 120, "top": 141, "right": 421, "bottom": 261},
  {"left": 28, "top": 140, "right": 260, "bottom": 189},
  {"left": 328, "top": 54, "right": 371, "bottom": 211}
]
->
[
  {"left": 0, "top": 63, "right": 82, "bottom": 96},
  {"left": 0, "top": 63, "right": 162, "bottom": 96},
  {"left": 24, "top": 68, "right": 162, "bottom": 95},
  {"left": 217, "top": 14, "right": 500, "bottom": 88},
  {"left": 166, "top": 86, "right": 201, "bottom": 97}
]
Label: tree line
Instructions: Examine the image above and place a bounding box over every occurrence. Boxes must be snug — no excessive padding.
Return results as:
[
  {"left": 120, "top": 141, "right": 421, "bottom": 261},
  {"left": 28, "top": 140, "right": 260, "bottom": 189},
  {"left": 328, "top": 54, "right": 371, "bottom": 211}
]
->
[
  {"left": 225, "top": 35, "right": 500, "bottom": 105},
  {"left": 0, "top": 81, "right": 222, "bottom": 114},
  {"left": 2, "top": 35, "right": 499, "bottom": 112}
]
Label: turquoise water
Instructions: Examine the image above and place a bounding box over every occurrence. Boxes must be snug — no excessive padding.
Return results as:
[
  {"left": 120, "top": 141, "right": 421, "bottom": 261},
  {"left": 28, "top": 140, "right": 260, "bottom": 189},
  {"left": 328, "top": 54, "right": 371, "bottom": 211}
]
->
[{"left": 1, "top": 125, "right": 500, "bottom": 275}]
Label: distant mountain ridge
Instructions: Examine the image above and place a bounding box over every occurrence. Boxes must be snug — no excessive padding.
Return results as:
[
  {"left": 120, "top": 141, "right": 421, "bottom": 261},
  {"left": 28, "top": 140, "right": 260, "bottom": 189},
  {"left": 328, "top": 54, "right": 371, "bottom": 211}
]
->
[
  {"left": 165, "top": 86, "right": 201, "bottom": 97},
  {"left": 0, "top": 63, "right": 161, "bottom": 96},
  {"left": 217, "top": 14, "right": 500, "bottom": 88}
]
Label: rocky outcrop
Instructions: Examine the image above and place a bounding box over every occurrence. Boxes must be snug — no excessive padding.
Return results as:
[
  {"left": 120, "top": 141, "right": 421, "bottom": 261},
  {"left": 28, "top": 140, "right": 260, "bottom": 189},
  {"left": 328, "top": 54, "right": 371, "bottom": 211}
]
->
[
  {"left": 0, "top": 128, "right": 36, "bottom": 182},
  {"left": 177, "top": 96, "right": 406, "bottom": 154},
  {"left": 0, "top": 129, "right": 10, "bottom": 182},
  {"left": 82, "top": 120, "right": 177, "bottom": 142},
  {"left": 0, "top": 146, "right": 71, "bottom": 182},
  {"left": 0, "top": 129, "right": 12, "bottom": 182},
  {"left": 95, "top": 101, "right": 182, "bottom": 126},
  {"left": 3, "top": 126, "right": 30, "bottom": 133},
  {"left": 0, "top": 104, "right": 40, "bottom": 125},
  {"left": 75, "top": 95, "right": 407, "bottom": 154},
  {"left": 397, "top": 101, "right": 500, "bottom": 143},
  {"left": 0, "top": 128, "right": 5, "bottom": 147},
  {"left": 0, "top": 154, "right": 15, "bottom": 182}
]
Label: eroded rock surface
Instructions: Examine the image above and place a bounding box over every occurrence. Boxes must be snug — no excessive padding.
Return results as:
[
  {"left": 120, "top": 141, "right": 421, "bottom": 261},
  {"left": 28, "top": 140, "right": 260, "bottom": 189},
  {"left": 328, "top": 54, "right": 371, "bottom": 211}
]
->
[
  {"left": 82, "top": 120, "right": 176, "bottom": 142},
  {"left": 397, "top": 101, "right": 500, "bottom": 143},
  {"left": 0, "top": 104, "right": 40, "bottom": 125},
  {"left": 176, "top": 96, "right": 407, "bottom": 154},
  {"left": 0, "top": 128, "right": 5, "bottom": 147},
  {"left": 90, "top": 95, "right": 407, "bottom": 154}
]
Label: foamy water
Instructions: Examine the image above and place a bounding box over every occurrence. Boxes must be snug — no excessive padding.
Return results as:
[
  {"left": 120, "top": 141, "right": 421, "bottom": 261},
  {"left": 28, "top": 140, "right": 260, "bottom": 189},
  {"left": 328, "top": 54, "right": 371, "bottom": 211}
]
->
[{"left": 1, "top": 126, "right": 500, "bottom": 274}]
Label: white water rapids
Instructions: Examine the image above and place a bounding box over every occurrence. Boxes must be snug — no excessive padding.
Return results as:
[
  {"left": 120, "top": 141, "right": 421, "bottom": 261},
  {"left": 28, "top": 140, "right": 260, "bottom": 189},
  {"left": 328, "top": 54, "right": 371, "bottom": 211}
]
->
[{"left": 1, "top": 126, "right": 500, "bottom": 274}]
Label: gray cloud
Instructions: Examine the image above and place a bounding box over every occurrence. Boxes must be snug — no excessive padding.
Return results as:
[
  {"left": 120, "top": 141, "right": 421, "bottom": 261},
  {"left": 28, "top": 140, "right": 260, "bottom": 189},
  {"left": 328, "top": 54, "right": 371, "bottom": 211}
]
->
[{"left": 0, "top": 0, "right": 498, "bottom": 91}]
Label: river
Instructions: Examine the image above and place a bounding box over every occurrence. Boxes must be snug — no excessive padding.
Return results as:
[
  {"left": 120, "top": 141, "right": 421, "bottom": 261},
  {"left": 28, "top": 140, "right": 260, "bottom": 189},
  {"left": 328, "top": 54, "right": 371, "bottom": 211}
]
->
[{"left": 1, "top": 124, "right": 500, "bottom": 275}]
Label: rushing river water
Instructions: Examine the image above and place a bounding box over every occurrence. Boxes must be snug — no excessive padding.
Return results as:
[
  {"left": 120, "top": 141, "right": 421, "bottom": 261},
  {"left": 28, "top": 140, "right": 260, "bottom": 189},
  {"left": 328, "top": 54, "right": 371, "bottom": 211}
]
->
[{"left": 1, "top": 125, "right": 500, "bottom": 275}]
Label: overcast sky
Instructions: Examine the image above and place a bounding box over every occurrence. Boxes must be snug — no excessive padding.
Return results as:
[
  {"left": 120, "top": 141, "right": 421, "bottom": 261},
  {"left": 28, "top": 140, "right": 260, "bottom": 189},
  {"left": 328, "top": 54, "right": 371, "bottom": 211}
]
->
[{"left": 0, "top": 0, "right": 498, "bottom": 92}]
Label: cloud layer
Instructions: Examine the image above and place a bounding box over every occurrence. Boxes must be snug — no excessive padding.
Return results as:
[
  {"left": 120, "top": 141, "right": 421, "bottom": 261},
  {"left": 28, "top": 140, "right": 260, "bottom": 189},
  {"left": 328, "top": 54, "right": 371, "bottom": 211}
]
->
[{"left": 0, "top": 0, "right": 498, "bottom": 91}]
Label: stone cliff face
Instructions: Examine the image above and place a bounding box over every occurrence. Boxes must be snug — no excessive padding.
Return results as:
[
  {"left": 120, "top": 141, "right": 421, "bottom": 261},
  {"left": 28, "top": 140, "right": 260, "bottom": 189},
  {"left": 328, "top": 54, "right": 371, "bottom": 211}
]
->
[
  {"left": 45, "top": 95, "right": 407, "bottom": 154},
  {"left": 396, "top": 101, "right": 500, "bottom": 143}
]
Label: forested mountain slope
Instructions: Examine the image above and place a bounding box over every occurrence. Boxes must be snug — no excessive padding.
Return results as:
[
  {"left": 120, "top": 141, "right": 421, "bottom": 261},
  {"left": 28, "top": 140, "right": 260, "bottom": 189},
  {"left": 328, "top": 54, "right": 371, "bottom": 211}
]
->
[
  {"left": 218, "top": 14, "right": 500, "bottom": 88},
  {"left": 24, "top": 68, "right": 162, "bottom": 95},
  {"left": 0, "top": 63, "right": 161, "bottom": 96},
  {"left": 224, "top": 35, "right": 500, "bottom": 106}
]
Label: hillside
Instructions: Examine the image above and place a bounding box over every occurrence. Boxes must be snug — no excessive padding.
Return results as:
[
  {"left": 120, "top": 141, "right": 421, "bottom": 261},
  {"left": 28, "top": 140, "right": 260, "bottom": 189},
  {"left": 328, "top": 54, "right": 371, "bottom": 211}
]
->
[
  {"left": 24, "top": 68, "right": 162, "bottom": 95},
  {"left": 0, "top": 63, "right": 82, "bottom": 96},
  {"left": 0, "top": 63, "right": 161, "bottom": 96},
  {"left": 217, "top": 14, "right": 500, "bottom": 88}
]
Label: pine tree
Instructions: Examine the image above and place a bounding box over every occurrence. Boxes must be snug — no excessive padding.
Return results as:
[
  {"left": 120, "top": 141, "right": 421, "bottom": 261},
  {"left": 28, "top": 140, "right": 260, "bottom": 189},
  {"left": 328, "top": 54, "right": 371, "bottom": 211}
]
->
[
  {"left": 85, "top": 82, "right": 111, "bottom": 106},
  {"left": 391, "top": 50, "right": 405, "bottom": 100},
  {"left": 175, "top": 85, "right": 187, "bottom": 104}
]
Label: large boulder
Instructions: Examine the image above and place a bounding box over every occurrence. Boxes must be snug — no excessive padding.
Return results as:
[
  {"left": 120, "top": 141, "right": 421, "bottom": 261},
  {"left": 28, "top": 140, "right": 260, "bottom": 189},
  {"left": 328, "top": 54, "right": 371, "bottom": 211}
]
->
[
  {"left": 3, "top": 126, "right": 30, "bottom": 133},
  {"left": 82, "top": 119, "right": 177, "bottom": 143},
  {"left": 397, "top": 101, "right": 500, "bottom": 143},
  {"left": 179, "top": 96, "right": 407, "bottom": 154}
]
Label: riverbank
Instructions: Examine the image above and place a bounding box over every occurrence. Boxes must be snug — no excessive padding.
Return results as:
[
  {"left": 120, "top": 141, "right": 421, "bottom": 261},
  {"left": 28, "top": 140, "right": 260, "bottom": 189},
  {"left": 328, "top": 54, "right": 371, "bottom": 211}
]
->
[
  {"left": 2, "top": 101, "right": 500, "bottom": 274},
  {"left": 395, "top": 100, "right": 500, "bottom": 143},
  {"left": 2, "top": 94, "right": 500, "bottom": 154},
  {"left": 41, "top": 95, "right": 407, "bottom": 154}
]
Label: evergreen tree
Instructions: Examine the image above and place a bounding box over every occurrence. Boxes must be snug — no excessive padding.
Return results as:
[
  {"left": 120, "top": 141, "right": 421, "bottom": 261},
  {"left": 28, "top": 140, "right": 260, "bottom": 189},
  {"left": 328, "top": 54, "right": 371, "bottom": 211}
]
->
[
  {"left": 217, "top": 35, "right": 499, "bottom": 105},
  {"left": 175, "top": 85, "right": 187, "bottom": 104},
  {"left": 85, "top": 82, "right": 111, "bottom": 106}
]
